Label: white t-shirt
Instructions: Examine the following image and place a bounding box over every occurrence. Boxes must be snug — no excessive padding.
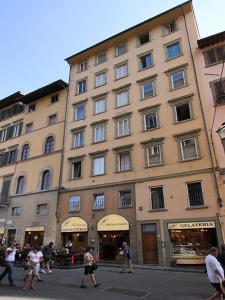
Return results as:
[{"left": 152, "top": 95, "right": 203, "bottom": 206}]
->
[
  {"left": 5, "top": 248, "right": 16, "bottom": 262},
  {"left": 84, "top": 252, "right": 94, "bottom": 266},
  {"left": 28, "top": 251, "right": 43, "bottom": 263},
  {"left": 205, "top": 254, "right": 224, "bottom": 283}
]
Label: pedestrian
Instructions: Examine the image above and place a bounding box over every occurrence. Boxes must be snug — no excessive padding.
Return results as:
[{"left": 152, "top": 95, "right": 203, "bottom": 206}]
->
[
  {"left": 120, "top": 242, "right": 133, "bottom": 273},
  {"left": 0, "top": 242, "right": 17, "bottom": 286},
  {"left": 65, "top": 240, "right": 73, "bottom": 253},
  {"left": 218, "top": 244, "right": 225, "bottom": 272},
  {"left": 22, "top": 245, "right": 43, "bottom": 290},
  {"left": 80, "top": 246, "right": 100, "bottom": 288},
  {"left": 41, "top": 242, "right": 55, "bottom": 274},
  {"left": 205, "top": 247, "right": 225, "bottom": 300}
]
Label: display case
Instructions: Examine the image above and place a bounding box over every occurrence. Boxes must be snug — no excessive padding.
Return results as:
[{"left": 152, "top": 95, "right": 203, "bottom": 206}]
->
[{"left": 171, "top": 245, "right": 206, "bottom": 265}]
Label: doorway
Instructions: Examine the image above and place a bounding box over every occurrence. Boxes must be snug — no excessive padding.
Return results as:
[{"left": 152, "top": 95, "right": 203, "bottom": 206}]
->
[
  {"left": 24, "top": 231, "right": 44, "bottom": 247},
  {"left": 142, "top": 224, "right": 158, "bottom": 264}
]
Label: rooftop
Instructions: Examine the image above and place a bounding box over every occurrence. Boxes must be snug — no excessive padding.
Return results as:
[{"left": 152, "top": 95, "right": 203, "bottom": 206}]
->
[{"left": 198, "top": 31, "right": 225, "bottom": 49}]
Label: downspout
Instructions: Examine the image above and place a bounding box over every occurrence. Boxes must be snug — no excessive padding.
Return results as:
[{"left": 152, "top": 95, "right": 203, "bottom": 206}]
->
[{"left": 181, "top": 5, "right": 224, "bottom": 241}]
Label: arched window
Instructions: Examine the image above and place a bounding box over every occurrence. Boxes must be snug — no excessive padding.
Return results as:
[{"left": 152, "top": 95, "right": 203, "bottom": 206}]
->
[
  {"left": 16, "top": 176, "right": 25, "bottom": 194},
  {"left": 44, "top": 136, "right": 54, "bottom": 154},
  {"left": 41, "top": 170, "right": 51, "bottom": 190},
  {"left": 21, "top": 144, "right": 29, "bottom": 160}
]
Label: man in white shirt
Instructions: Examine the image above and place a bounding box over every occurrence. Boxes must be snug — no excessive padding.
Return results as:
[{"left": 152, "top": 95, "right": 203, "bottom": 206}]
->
[
  {"left": 0, "top": 242, "right": 16, "bottom": 286},
  {"left": 205, "top": 247, "right": 225, "bottom": 300}
]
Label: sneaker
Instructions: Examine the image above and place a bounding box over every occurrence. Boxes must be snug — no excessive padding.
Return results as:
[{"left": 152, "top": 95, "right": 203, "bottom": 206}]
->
[
  {"left": 80, "top": 284, "right": 87, "bottom": 289},
  {"left": 94, "top": 283, "right": 101, "bottom": 287},
  {"left": 40, "top": 269, "right": 46, "bottom": 274},
  {"left": 47, "top": 270, "right": 52, "bottom": 274}
]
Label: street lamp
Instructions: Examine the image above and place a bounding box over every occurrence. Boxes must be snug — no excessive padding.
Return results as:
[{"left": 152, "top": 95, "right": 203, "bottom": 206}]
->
[{"left": 217, "top": 122, "right": 225, "bottom": 150}]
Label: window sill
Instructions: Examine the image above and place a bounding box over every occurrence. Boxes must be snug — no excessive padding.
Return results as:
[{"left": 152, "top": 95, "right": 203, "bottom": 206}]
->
[
  {"left": 115, "top": 134, "right": 131, "bottom": 139},
  {"left": 136, "top": 40, "right": 152, "bottom": 48},
  {"left": 92, "top": 140, "right": 106, "bottom": 145},
  {"left": 166, "top": 53, "right": 183, "bottom": 62},
  {"left": 115, "top": 169, "right": 133, "bottom": 173},
  {"left": 148, "top": 208, "right": 167, "bottom": 212},
  {"left": 161, "top": 29, "right": 179, "bottom": 37},
  {"left": 92, "top": 208, "right": 105, "bottom": 211},
  {"left": 71, "top": 145, "right": 84, "bottom": 149},
  {"left": 94, "top": 111, "right": 106, "bottom": 116},
  {"left": 115, "top": 74, "right": 129, "bottom": 81},
  {"left": 174, "top": 118, "right": 193, "bottom": 124},
  {"left": 91, "top": 173, "right": 106, "bottom": 177},
  {"left": 145, "top": 163, "right": 164, "bottom": 168},
  {"left": 186, "top": 205, "right": 208, "bottom": 210},
  {"left": 138, "top": 65, "right": 154, "bottom": 72},
  {"left": 118, "top": 205, "right": 133, "bottom": 209},
  {"left": 114, "top": 50, "right": 128, "bottom": 58},
  {"left": 75, "top": 91, "right": 87, "bottom": 96},
  {"left": 115, "top": 103, "right": 129, "bottom": 109},
  {"left": 74, "top": 118, "right": 86, "bottom": 122},
  {"left": 143, "top": 126, "right": 160, "bottom": 132},
  {"left": 179, "top": 157, "right": 201, "bottom": 163},
  {"left": 141, "top": 94, "right": 157, "bottom": 101},
  {"left": 94, "top": 83, "right": 107, "bottom": 89},
  {"left": 170, "top": 84, "right": 189, "bottom": 92},
  {"left": 69, "top": 177, "right": 83, "bottom": 181}
]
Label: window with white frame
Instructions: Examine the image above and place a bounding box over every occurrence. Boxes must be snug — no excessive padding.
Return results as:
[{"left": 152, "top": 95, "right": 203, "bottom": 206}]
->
[
  {"left": 49, "top": 114, "right": 57, "bottom": 125},
  {"left": 95, "top": 98, "right": 106, "bottom": 114},
  {"left": 11, "top": 206, "right": 21, "bottom": 216},
  {"left": 93, "top": 194, "right": 104, "bottom": 210},
  {"left": 150, "top": 187, "right": 165, "bottom": 210},
  {"left": 204, "top": 46, "right": 225, "bottom": 66},
  {"left": 96, "top": 53, "right": 106, "bottom": 65},
  {"left": 79, "top": 61, "right": 88, "bottom": 72},
  {"left": 138, "top": 33, "right": 150, "bottom": 45},
  {"left": 116, "top": 63, "right": 128, "bottom": 80},
  {"left": 180, "top": 138, "right": 198, "bottom": 160},
  {"left": 74, "top": 104, "right": 85, "bottom": 121},
  {"left": 119, "top": 190, "right": 132, "bottom": 208},
  {"left": 147, "top": 144, "right": 162, "bottom": 166},
  {"left": 116, "top": 90, "right": 128, "bottom": 107},
  {"left": 170, "top": 70, "right": 186, "bottom": 90},
  {"left": 211, "top": 79, "right": 225, "bottom": 105},
  {"left": 69, "top": 195, "right": 80, "bottom": 212},
  {"left": 37, "top": 204, "right": 47, "bottom": 215},
  {"left": 94, "top": 124, "right": 105, "bottom": 142},
  {"left": 141, "top": 80, "right": 155, "bottom": 99},
  {"left": 21, "top": 144, "right": 29, "bottom": 160},
  {"left": 73, "top": 131, "right": 84, "bottom": 148},
  {"left": 72, "top": 161, "right": 82, "bottom": 179},
  {"left": 13, "top": 123, "right": 21, "bottom": 138},
  {"left": 16, "top": 176, "right": 25, "bottom": 194},
  {"left": 116, "top": 44, "right": 127, "bottom": 56},
  {"left": 163, "top": 20, "right": 178, "bottom": 35},
  {"left": 25, "top": 123, "right": 33, "bottom": 134},
  {"left": 117, "top": 118, "right": 129, "bottom": 137},
  {"left": 0, "top": 128, "right": 8, "bottom": 142},
  {"left": 187, "top": 182, "right": 204, "bottom": 207},
  {"left": 95, "top": 72, "right": 106, "bottom": 87},
  {"left": 139, "top": 53, "right": 153, "bottom": 69},
  {"left": 166, "top": 41, "right": 182, "bottom": 59},
  {"left": 93, "top": 156, "right": 105, "bottom": 175},
  {"left": 175, "top": 102, "right": 191, "bottom": 122},
  {"left": 144, "top": 111, "right": 158, "bottom": 130},
  {"left": 118, "top": 151, "right": 131, "bottom": 171},
  {"left": 77, "top": 80, "right": 87, "bottom": 94}
]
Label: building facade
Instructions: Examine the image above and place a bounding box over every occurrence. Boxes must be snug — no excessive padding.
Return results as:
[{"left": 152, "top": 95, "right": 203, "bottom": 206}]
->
[
  {"left": 0, "top": 80, "right": 68, "bottom": 246},
  {"left": 58, "top": 0, "right": 223, "bottom": 265}
]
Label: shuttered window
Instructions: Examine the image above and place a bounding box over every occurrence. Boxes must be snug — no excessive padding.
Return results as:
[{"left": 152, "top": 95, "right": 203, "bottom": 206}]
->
[{"left": 0, "top": 176, "right": 12, "bottom": 204}]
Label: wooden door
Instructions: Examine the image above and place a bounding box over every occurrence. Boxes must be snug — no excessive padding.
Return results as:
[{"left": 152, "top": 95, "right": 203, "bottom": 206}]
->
[{"left": 142, "top": 232, "right": 158, "bottom": 264}]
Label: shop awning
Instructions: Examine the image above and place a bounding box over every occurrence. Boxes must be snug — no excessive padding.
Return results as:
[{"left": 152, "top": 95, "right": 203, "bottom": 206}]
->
[
  {"left": 168, "top": 221, "right": 216, "bottom": 230},
  {"left": 25, "top": 226, "right": 45, "bottom": 232},
  {"left": 61, "top": 217, "right": 88, "bottom": 233},
  {"left": 97, "top": 214, "right": 129, "bottom": 231}
]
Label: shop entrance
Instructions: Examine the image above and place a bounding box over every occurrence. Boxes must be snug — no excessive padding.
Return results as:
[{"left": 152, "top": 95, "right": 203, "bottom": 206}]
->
[
  {"left": 99, "top": 231, "right": 129, "bottom": 260},
  {"left": 24, "top": 231, "right": 44, "bottom": 247},
  {"left": 142, "top": 224, "right": 158, "bottom": 264},
  {"left": 62, "top": 232, "right": 88, "bottom": 254}
]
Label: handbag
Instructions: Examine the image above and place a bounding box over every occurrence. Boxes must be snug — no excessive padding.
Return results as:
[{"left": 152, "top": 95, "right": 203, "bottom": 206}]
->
[{"left": 92, "top": 262, "right": 98, "bottom": 270}]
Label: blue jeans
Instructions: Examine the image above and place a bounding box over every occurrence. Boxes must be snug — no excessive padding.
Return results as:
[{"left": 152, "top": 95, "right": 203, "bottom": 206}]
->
[{"left": 0, "top": 261, "right": 14, "bottom": 284}]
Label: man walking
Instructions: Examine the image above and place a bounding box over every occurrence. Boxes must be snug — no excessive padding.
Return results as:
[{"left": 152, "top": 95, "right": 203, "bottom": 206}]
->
[
  {"left": 41, "top": 242, "right": 55, "bottom": 274},
  {"left": 120, "top": 242, "right": 133, "bottom": 273},
  {"left": 205, "top": 247, "right": 225, "bottom": 300},
  {"left": 0, "top": 242, "right": 16, "bottom": 286}
]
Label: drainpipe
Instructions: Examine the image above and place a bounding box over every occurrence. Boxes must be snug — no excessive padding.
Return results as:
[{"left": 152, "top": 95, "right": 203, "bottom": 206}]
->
[{"left": 181, "top": 5, "right": 224, "bottom": 242}]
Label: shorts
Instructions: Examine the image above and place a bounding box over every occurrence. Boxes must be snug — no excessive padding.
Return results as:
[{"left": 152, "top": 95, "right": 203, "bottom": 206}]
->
[
  {"left": 84, "top": 265, "right": 93, "bottom": 275},
  {"left": 211, "top": 282, "right": 223, "bottom": 293},
  {"left": 26, "top": 263, "right": 40, "bottom": 276}
]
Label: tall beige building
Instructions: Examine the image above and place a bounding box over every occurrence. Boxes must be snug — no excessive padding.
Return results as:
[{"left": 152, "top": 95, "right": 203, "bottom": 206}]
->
[
  {"left": 0, "top": 80, "right": 68, "bottom": 246},
  {"left": 58, "top": 0, "right": 223, "bottom": 265}
]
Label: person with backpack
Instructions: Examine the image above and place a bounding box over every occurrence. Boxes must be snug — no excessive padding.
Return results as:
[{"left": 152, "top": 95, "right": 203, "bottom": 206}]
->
[
  {"left": 0, "top": 242, "right": 17, "bottom": 286},
  {"left": 120, "top": 242, "right": 133, "bottom": 273}
]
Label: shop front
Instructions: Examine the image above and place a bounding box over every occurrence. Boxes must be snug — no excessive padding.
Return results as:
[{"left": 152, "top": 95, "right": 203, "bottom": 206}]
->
[
  {"left": 61, "top": 217, "right": 88, "bottom": 254},
  {"left": 168, "top": 221, "right": 218, "bottom": 265},
  {"left": 97, "top": 214, "right": 130, "bottom": 260},
  {"left": 0, "top": 228, "right": 5, "bottom": 245},
  {"left": 24, "top": 226, "right": 44, "bottom": 247}
]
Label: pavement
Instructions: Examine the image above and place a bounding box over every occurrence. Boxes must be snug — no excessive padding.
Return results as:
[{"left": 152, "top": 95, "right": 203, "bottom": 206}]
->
[{"left": 0, "top": 266, "right": 213, "bottom": 300}]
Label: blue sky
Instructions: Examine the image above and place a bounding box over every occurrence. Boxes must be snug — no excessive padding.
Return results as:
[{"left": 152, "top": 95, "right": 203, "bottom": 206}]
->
[{"left": 0, "top": 0, "right": 224, "bottom": 99}]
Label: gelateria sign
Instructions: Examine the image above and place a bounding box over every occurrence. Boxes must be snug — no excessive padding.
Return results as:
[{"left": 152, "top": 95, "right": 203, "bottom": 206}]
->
[
  {"left": 168, "top": 221, "right": 216, "bottom": 230},
  {"left": 61, "top": 217, "right": 88, "bottom": 233},
  {"left": 97, "top": 214, "right": 129, "bottom": 231}
]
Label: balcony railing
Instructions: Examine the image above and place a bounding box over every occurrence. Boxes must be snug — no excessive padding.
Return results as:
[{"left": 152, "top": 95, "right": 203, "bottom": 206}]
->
[
  {"left": 93, "top": 196, "right": 104, "bottom": 210},
  {"left": 189, "top": 192, "right": 204, "bottom": 207}
]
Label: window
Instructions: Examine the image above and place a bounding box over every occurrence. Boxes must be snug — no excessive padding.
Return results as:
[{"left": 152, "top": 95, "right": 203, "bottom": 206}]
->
[
  {"left": 49, "top": 114, "right": 57, "bottom": 125},
  {"left": 205, "top": 47, "right": 225, "bottom": 66},
  {"left": 74, "top": 104, "right": 85, "bottom": 121},
  {"left": 37, "top": 204, "right": 47, "bottom": 215},
  {"left": 170, "top": 71, "right": 186, "bottom": 90},
  {"left": 94, "top": 124, "right": 105, "bottom": 142},
  {"left": 116, "top": 90, "right": 128, "bottom": 107},
  {"left": 150, "top": 187, "right": 165, "bottom": 210},
  {"left": 21, "top": 144, "right": 29, "bottom": 160},
  {"left": 93, "top": 194, "right": 104, "bottom": 210},
  {"left": 144, "top": 112, "right": 158, "bottom": 130},
  {"left": 28, "top": 104, "right": 36, "bottom": 112},
  {"left": 0, "top": 176, "right": 12, "bottom": 204},
  {"left": 72, "top": 161, "right": 82, "bottom": 179},
  {"left": 0, "top": 103, "right": 24, "bottom": 122},
  {"left": 73, "top": 131, "right": 84, "bottom": 148},
  {"left": 116, "top": 63, "right": 128, "bottom": 79},
  {"left": 166, "top": 41, "right": 182, "bottom": 59},
  {"left": 41, "top": 170, "right": 51, "bottom": 190},
  {"left": 118, "top": 151, "right": 131, "bottom": 171},
  {"left": 141, "top": 80, "right": 155, "bottom": 99},
  {"left": 13, "top": 123, "right": 22, "bottom": 138},
  {"left": 147, "top": 145, "right": 162, "bottom": 166},
  {"left": 93, "top": 156, "right": 105, "bottom": 175},
  {"left": 116, "top": 44, "right": 127, "bottom": 56},
  {"left": 11, "top": 207, "right": 21, "bottom": 216},
  {"left": 0, "top": 128, "right": 8, "bottom": 142},
  {"left": 95, "top": 72, "right": 106, "bottom": 87},
  {"left": 187, "top": 182, "right": 204, "bottom": 207},
  {"left": 79, "top": 61, "right": 88, "bottom": 72},
  {"left": 163, "top": 21, "right": 177, "bottom": 35},
  {"left": 0, "top": 149, "right": 17, "bottom": 167},
  {"left": 211, "top": 80, "right": 225, "bottom": 104},
  {"left": 95, "top": 98, "right": 106, "bottom": 114},
  {"left": 51, "top": 94, "right": 59, "bottom": 104},
  {"left": 175, "top": 102, "right": 191, "bottom": 122},
  {"left": 139, "top": 53, "right": 153, "bottom": 69},
  {"left": 69, "top": 196, "right": 80, "bottom": 212},
  {"left": 7, "top": 229, "right": 16, "bottom": 244},
  {"left": 119, "top": 191, "right": 132, "bottom": 208},
  {"left": 96, "top": 53, "right": 106, "bottom": 65},
  {"left": 77, "top": 80, "right": 87, "bottom": 94},
  {"left": 138, "top": 33, "right": 150, "bottom": 45},
  {"left": 25, "top": 123, "right": 33, "bottom": 134},
  {"left": 117, "top": 118, "right": 129, "bottom": 137},
  {"left": 44, "top": 136, "right": 54, "bottom": 154},
  {"left": 16, "top": 176, "right": 25, "bottom": 194},
  {"left": 8, "top": 149, "right": 17, "bottom": 164},
  {"left": 180, "top": 138, "right": 198, "bottom": 160}
]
